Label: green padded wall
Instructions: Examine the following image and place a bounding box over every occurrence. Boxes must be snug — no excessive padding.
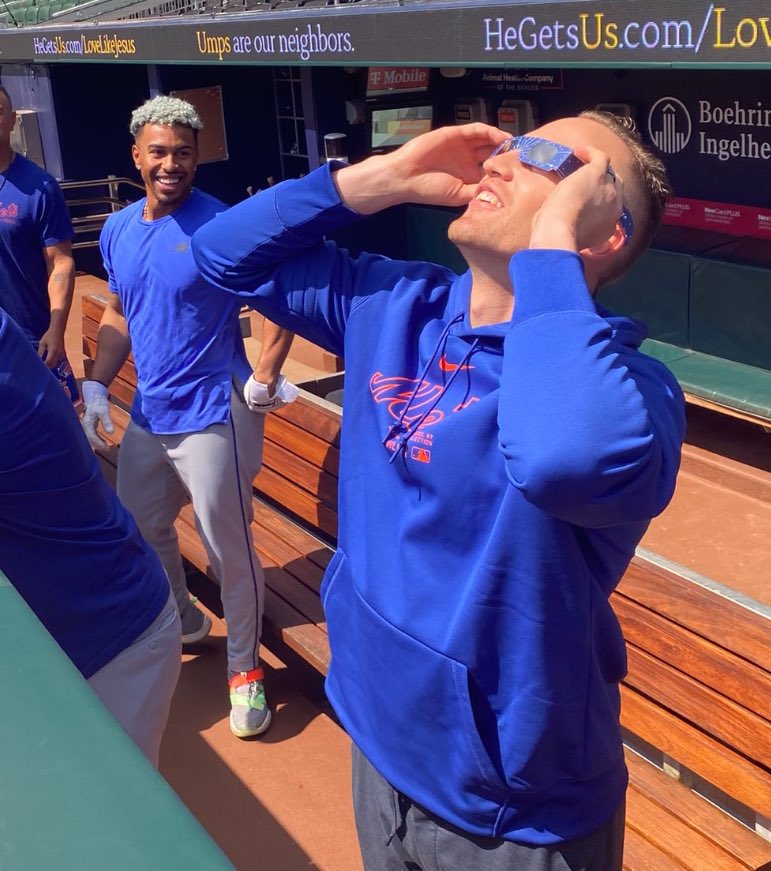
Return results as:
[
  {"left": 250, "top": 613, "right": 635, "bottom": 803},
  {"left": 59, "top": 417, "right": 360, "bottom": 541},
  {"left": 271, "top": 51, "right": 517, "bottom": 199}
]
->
[
  {"left": 0, "top": 573, "right": 235, "bottom": 870},
  {"left": 596, "top": 249, "right": 692, "bottom": 347},
  {"left": 406, "top": 205, "right": 468, "bottom": 275},
  {"left": 689, "top": 259, "right": 771, "bottom": 372}
]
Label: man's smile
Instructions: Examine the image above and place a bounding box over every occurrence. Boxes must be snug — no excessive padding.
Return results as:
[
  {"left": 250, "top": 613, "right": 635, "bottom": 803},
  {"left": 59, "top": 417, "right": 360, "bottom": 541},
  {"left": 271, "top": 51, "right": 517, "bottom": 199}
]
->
[{"left": 471, "top": 183, "right": 503, "bottom": 209}]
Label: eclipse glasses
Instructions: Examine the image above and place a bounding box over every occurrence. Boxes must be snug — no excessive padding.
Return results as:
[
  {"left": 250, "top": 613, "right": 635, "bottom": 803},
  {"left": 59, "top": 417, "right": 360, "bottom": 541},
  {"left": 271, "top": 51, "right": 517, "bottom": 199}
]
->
[{"left": 488, "top": 135, "right": 634, "bottom": 245}]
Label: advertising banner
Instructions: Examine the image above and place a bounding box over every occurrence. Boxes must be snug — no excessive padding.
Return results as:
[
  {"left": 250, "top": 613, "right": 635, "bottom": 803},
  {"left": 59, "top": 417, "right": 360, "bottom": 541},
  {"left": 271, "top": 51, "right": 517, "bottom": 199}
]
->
[
  {"left": 0, "top": 1, "right": 768, "bottom": 67},
  {"left": 641, "top": 85, "right": 770, "bottom": 212},
  {"left": 665, "top": 198, "right": 771, "bottom": 238}
]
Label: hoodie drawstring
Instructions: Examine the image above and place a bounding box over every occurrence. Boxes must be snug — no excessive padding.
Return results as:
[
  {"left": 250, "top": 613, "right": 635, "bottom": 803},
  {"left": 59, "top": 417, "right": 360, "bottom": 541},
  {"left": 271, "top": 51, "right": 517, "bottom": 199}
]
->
[{"left": 382, "top": 314, "right": 478, "bottom": 464}]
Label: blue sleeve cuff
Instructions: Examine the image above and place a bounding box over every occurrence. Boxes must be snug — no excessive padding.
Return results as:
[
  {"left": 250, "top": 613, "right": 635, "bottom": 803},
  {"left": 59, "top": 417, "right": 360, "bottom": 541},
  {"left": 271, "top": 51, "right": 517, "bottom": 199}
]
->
[
  {"left": 509, "top": 250, "right": 596, "bottom": 326},
  {"left": 273, "top": 162, "right": 361, "bottom": 232}
]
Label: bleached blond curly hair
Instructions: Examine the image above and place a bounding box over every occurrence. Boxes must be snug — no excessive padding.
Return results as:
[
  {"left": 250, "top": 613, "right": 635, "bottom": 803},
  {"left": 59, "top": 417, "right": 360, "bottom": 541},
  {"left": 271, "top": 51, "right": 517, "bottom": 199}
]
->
[{"left": 129, "top": 95, "right": 203, "bottom": 138}]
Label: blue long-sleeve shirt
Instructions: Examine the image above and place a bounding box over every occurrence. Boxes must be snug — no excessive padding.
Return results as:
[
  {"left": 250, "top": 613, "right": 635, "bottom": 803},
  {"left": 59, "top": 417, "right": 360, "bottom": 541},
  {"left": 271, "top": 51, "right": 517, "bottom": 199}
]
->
[{"left": 192, "top": 164, "right": 685, "bottom": 845}]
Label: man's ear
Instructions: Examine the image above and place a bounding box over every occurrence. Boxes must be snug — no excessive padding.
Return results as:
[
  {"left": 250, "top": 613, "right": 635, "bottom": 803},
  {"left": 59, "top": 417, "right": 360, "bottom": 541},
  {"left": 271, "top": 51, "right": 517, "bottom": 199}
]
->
[{"left": 580, "top": 224, "right": 627, "bottom": 261}]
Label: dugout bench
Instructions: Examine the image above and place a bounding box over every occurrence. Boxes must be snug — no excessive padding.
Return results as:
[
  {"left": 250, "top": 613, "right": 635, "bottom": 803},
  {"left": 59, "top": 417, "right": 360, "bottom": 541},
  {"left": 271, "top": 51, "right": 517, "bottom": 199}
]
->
[{"left": 82, "top": 292, "right": 771, "bottom": 871}]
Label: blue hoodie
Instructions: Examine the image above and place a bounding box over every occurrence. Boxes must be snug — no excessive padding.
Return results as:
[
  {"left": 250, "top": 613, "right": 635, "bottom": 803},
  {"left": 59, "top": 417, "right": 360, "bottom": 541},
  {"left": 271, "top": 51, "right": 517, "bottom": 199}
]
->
[{"left": 192, "top": 164, "right": 685, "bottom": 845}]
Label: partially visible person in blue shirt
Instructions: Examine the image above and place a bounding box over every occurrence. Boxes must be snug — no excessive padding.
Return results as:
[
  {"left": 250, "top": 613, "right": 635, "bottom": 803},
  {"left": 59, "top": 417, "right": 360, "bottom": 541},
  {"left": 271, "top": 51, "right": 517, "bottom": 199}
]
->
[
  {"left": 0, "top": 84, "right": 75, "bottom": 369},
  {"left": 0, "top": 308, "right": 181, "bottom": 766}
]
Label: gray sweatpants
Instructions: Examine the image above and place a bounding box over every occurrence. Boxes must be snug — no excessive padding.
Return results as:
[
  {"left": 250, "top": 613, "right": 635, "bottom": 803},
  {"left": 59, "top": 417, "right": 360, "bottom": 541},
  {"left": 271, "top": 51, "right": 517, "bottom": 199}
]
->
[
  {"left": 117, "top": 387, "right": 265, "bottom": 676},
  {"left": 352, "top": 744, "right": 625, "bottom": 871}
]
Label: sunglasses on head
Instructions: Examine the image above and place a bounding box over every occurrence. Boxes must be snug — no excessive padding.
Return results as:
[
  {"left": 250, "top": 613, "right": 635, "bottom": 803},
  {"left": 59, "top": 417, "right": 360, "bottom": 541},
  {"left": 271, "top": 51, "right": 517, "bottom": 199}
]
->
[{"left": 488, "top": 135, "right": 634, "bottom": 245}]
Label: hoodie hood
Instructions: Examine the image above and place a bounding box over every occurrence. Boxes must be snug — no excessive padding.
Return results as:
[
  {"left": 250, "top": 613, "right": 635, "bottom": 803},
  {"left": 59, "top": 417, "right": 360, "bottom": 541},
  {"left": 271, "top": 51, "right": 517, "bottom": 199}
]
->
[{"left": 448, "top": 271, "right": 649, "bottom": 353}]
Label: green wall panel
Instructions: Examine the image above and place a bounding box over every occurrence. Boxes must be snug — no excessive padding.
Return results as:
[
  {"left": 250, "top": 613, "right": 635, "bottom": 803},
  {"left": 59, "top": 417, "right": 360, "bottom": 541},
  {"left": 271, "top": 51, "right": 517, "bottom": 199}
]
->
[{"left": 596, "top": 249, "right": 692, "bottom": 347}]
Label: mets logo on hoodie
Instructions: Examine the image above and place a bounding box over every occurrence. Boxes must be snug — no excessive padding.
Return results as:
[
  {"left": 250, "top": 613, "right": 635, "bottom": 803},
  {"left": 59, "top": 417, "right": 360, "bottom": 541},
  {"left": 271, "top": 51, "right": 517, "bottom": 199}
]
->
[{"left": 369, "top": 357, "right": 479, "bottom": 465}]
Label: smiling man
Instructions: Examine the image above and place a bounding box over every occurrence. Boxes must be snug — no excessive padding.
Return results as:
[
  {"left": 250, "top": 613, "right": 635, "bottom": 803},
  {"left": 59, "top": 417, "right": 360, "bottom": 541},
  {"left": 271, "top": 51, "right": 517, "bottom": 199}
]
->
[
  {"left": 81, "top": 95, "right": 296, "bottom": 739},
  {"left": 192, "top": 112, "right": 686, "bottom": 869}
]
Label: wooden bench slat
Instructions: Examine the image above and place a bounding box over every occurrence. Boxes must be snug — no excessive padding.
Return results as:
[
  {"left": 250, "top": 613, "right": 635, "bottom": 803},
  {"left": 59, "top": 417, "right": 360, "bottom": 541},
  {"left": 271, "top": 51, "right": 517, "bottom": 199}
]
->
[
  {"left": 264, "top": 413, "right": 340, "bottom": 477},
  {"left": 613, "top": 594, "right": 771, "bottom": 721},
  {"left": 252, "top": 501, "right": 333, "bottom": 573},
  {"left": 261, "top": 589, "right": 331, "bottom": 674},
  {"left": 256, "top": 466, "right": 338, "bottom": 540},
  {"left": 621, "top": 685, "right": 771, "bottom": 813},
  {"left": 263, "top": 565, "right": 328, "bottom": 630},
  {"left": 626, "top": 749, "right": 771, "bottom": 869},
  {"left": 262, "top": 440, "right": 338, "bottom": 509},
  {"left": 618, "top": 559, "right": 771, "bottom": 674},
  {"left": 625, "top": 644, "right": 771, "bottom": 766},
  {"left": 102, "top": 379, "right": 135, "bottom": 412},
  {"left": 81, "top": 333, "right": 138, "bottom": 386},
  {"left": 80, "top": 314, "right": 98, "bottom": 345},
  {"left": 252, "top": 517, "right": 326, "bottom": 594},
  {"left": 272, "top": 398, "right": 342, "bottom": 448},
  {"left": 625, "top": 785, "right": 749, "bottom": 871},
  {"left": 622, "top": 825, "right": 691, "bottom": 870},
  {"left": 305, "top": 547, "right": 332, "bottom": 573},
  {"left": 81, "top": 343, "right": 136, "bottom": 410},
  {"left": 81, "top": 292, "right": 112, "bottom": 323}
]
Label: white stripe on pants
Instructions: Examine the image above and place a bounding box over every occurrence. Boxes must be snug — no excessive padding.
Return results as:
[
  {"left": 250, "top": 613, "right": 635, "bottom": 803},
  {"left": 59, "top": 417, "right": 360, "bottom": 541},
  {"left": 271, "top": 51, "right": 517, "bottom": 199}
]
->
[
  {"left": 88, "top": 591, "right": 182, "bottom": 766},
  {"left": 117, "top": 386, "right": 266, "bottom": 676}
]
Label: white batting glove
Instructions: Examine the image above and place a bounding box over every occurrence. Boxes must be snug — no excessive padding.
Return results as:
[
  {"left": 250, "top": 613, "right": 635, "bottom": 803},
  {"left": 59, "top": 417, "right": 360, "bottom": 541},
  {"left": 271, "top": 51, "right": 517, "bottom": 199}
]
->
[
  {"left": 243, "top": 374, "right": 299, "bottom": 413},
  {"left": 81, "top": 380, "right": 114, "bottom": 449}
]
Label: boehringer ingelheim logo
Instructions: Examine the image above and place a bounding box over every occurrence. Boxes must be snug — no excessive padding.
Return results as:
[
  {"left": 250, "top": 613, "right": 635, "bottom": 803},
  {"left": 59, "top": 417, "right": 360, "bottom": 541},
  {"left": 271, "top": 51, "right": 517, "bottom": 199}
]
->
[{"left": 648, "top": 97, "right": 692, "bottom": 154}]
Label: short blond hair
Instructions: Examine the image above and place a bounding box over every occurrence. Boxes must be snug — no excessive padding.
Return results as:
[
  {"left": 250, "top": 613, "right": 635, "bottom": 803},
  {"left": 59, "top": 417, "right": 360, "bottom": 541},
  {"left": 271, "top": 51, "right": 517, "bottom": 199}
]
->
[{"left": 130, "top": 95, "right": 203, "bottom": 139}]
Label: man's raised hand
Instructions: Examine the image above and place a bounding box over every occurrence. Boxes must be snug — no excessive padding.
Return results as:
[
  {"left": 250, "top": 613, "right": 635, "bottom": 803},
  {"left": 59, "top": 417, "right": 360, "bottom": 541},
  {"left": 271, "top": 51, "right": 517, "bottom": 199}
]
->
[{"left": 333, "top": 124, "right": 510, "bottom": 215}]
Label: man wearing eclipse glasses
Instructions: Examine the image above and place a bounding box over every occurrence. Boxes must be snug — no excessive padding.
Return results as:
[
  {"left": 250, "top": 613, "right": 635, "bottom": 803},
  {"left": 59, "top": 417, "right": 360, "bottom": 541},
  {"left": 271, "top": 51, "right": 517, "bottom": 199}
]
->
[{"left": 192, "top": 111, "right": 686, "bottom": 870}]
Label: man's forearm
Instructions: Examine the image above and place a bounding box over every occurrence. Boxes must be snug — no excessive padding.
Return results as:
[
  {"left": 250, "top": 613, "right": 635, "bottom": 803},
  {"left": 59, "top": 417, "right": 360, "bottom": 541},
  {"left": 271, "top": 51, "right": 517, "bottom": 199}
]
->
[
  {"left": 252, "top": 320, "right": 295, "bottom": 391},
  {"left": 331, "top": 155, "right": 408, "bottom": 215},
  {"left": 46, "top": 259, "right": 75, "bottom": 334},
  {"left": 91, "top": 311, "right": 132, "bottom": 387}
]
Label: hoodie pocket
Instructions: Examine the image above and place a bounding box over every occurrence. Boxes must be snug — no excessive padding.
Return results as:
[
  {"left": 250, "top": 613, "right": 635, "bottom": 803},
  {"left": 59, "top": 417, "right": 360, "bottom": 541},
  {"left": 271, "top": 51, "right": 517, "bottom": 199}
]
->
[{"left": 323, "top": 550, "right": 520, "bottom": 829}]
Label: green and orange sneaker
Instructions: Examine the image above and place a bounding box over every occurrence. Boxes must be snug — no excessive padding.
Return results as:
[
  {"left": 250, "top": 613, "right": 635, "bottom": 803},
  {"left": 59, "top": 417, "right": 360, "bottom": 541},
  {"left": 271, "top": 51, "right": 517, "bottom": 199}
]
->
[{"left": 229, "top": 668, "right": 272, "bottom": 738}]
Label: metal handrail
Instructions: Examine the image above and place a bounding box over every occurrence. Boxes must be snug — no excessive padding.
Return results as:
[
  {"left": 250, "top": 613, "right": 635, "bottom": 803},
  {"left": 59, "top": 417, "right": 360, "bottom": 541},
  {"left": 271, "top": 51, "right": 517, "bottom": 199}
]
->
[
  {"left": 67, "top": 197, "right": 132, "bottom": 210},
  {"left": 60, "top": 176, "right": 145, "bottom": 195},
  {"left": 62, "top": 175, "right": 145, "bottom": 250}
]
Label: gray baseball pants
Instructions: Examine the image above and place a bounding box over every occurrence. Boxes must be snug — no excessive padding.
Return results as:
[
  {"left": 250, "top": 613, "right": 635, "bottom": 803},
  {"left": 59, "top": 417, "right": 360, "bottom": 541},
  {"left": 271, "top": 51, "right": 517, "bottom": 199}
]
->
[
  {"left": 117, "top": 387, "right": 266, "bottom": 676},
  {"left": 88, "top": 590, "right": 181, "bottom": 766}
]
